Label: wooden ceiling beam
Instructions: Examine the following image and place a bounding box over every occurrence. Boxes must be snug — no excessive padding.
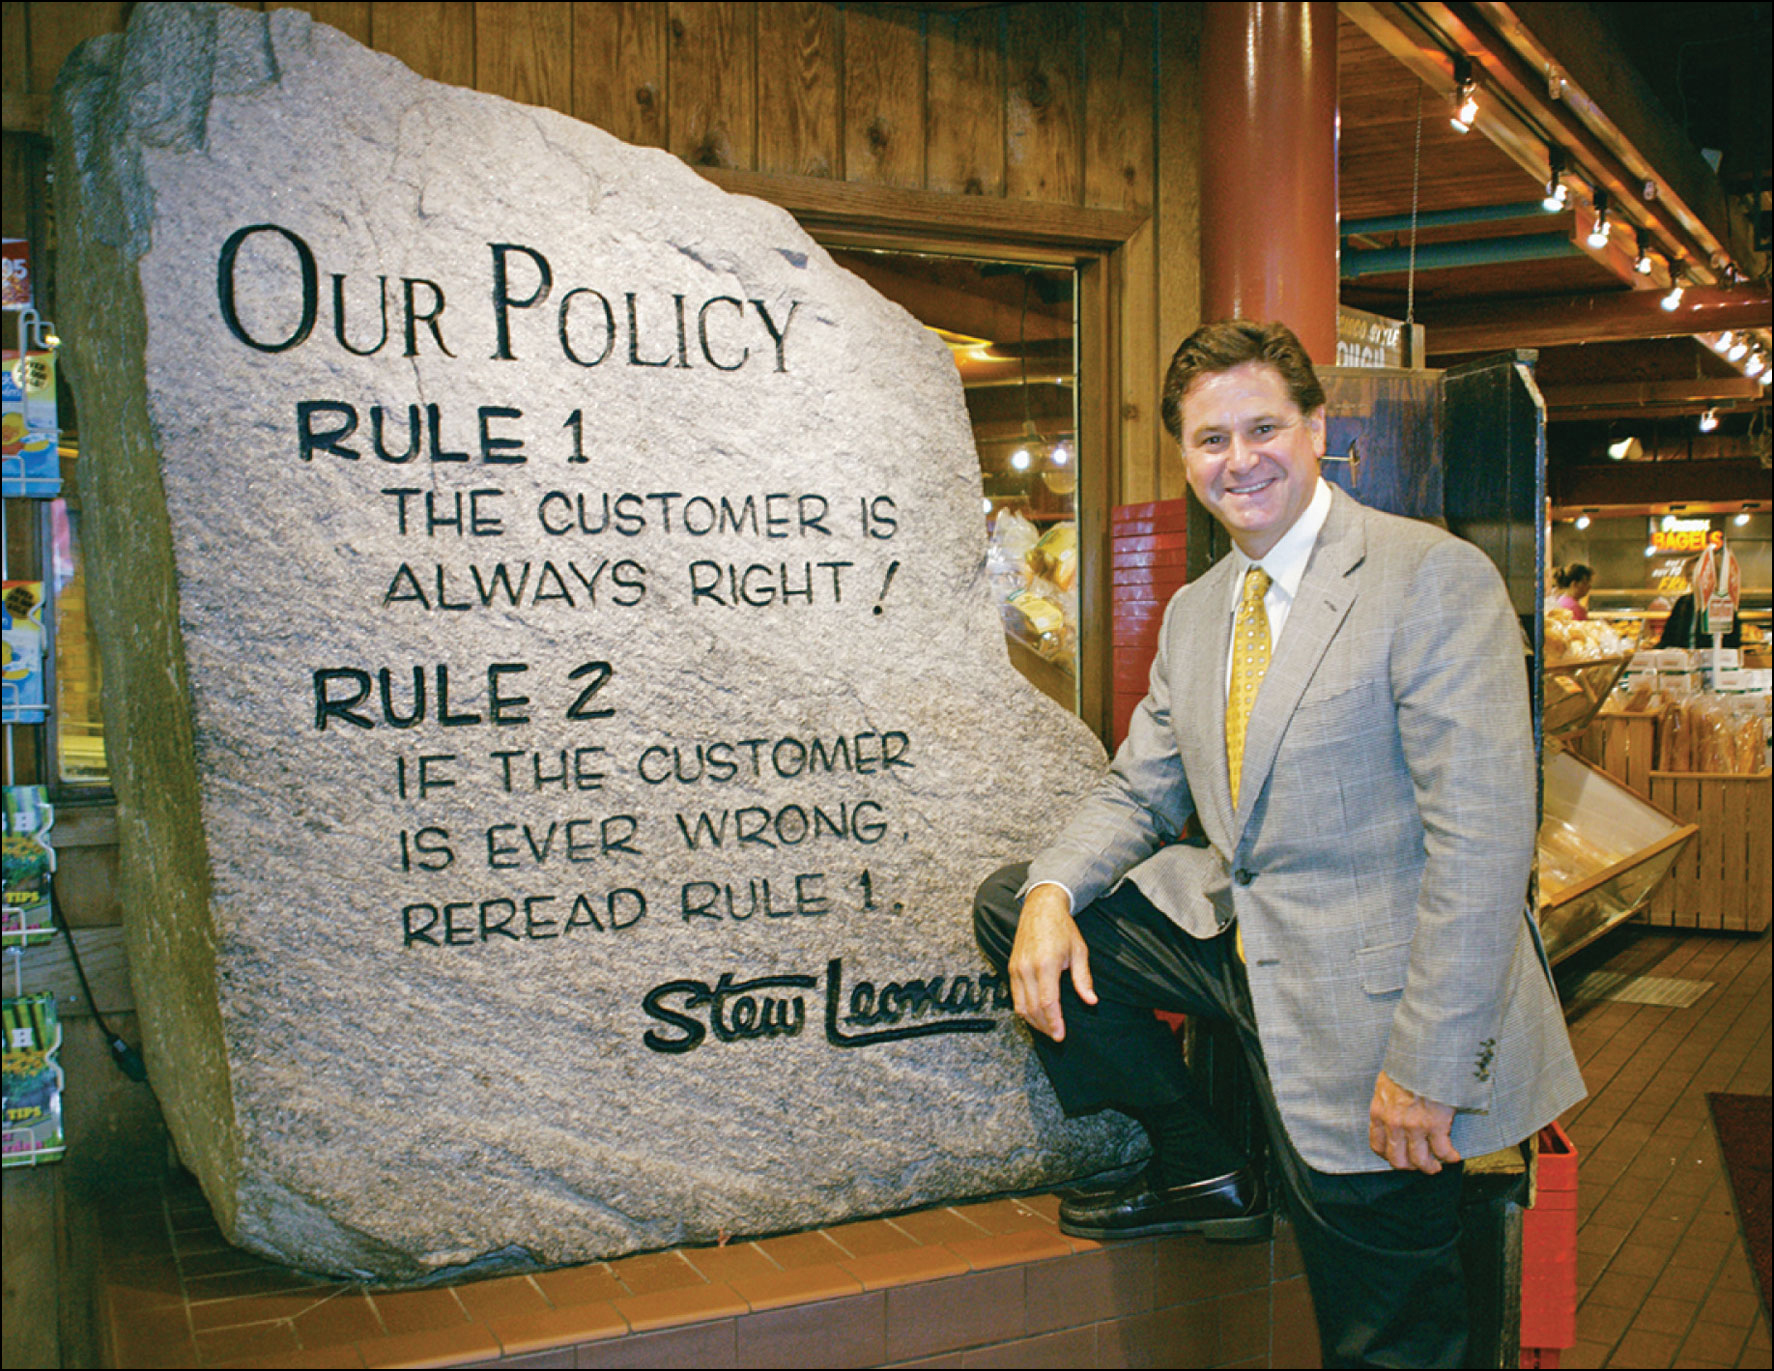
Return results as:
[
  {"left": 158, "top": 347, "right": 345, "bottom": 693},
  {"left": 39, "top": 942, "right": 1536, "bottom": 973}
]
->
[
  {"left": 1542, "top": 403, "right": 1769, "bottom": 424},
  {"left": 1478, "top": 2, "right": 1759, "bottom": 275},
  {"left": 1422, "top": 284, "right": 1772, "bottom": 353},
  {"left": 1543, "top": 378, "right": 1766, "bottom": 409},
  {"left": 1340, "top": 3, "right": 1555, "bottom": 193},
  {"left": 1345, "top": 2, "right": 1751, "bottom": 290},
  {"left": 1552, "top": 459, "right": 1773, "bottom": 511}
]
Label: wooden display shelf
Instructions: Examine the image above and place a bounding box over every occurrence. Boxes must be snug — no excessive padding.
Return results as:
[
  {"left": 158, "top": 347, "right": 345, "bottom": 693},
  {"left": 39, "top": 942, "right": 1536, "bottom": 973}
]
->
[
  {"left": 1538, "top": 748, "right": 1697, "bottom": 964},
  {"left": 1568, "top": 708, "right": 1661, "bottom": 795},
  {"left": 1643, "top": 769, "right": 1773, "bottom": 933}
]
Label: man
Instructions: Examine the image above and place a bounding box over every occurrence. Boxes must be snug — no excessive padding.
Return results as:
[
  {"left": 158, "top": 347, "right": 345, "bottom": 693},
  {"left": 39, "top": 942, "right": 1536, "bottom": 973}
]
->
[{"left": 975, "top": 320, "right": 1584, "bottom": 1367}]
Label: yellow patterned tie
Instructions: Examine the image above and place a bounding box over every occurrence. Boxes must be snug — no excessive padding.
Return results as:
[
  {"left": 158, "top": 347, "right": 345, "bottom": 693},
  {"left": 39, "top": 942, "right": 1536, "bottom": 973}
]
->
[
  {"left": 1227, "top": 565, "right": 1273, "bottom": 809},
  {"left": 1227, "top": 566, "right": 1271, "bottom": 965}
]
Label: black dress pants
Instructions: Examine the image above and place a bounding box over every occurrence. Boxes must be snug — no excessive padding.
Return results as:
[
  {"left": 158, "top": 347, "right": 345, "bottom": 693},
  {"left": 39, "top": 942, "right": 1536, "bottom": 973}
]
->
[{"left": 974, "top": 863, "right": 1470, "bottom": 1370}]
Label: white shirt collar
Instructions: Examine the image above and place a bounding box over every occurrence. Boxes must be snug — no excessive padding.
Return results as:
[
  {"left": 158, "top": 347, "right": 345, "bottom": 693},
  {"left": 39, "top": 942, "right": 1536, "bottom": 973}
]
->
[{"left": 1229, "top": 477, "right": 1333, "bottom": 606}]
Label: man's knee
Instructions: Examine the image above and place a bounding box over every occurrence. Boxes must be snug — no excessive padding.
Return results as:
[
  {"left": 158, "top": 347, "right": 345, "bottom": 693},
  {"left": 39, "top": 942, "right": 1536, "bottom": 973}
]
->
[{"left": 973, "top": 862, "right": 1029, "bottom": 968}]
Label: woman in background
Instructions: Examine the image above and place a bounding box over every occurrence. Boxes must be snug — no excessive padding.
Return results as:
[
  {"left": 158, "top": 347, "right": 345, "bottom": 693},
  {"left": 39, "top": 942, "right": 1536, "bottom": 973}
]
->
[{"left": 1552, "top": 563, "right": 1593, "bottom": 620}]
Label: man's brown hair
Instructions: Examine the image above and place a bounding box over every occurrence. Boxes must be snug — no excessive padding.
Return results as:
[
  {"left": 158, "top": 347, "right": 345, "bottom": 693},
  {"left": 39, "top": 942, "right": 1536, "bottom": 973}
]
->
[{"left": 1160, "top": 319, "right": 1326, "bottom": 441}]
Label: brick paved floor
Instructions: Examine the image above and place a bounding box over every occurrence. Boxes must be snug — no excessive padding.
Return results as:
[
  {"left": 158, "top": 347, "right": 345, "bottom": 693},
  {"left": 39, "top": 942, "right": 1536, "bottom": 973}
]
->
[{"left": 1554, "top": 926, "right": 1772, "bottom": 1370}]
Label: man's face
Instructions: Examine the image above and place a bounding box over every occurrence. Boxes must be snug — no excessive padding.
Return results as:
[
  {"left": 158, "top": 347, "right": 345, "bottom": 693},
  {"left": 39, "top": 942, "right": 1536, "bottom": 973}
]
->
[{"left": 1178, "top": 361, "right": 1325, "bottom": 560}]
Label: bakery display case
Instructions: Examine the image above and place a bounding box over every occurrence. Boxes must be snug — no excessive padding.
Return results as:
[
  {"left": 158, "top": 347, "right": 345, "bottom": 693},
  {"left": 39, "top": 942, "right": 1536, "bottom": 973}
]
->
[
  {"left": 1538, "top": 745, "right": 1696, "bottom": 962},
  {"left": 1541, "top": 655, "right": 1632, "bottom": 738}
]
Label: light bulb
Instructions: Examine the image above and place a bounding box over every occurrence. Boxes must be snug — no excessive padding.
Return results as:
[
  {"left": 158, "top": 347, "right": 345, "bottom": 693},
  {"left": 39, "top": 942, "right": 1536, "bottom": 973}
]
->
[
  {"left": 1746, "top": 353, "right": 1767, "bottom": 378},
  {"left": 1010, "top": 448, "right": 1032, "bottom": 471},
  {"left": 1586, "top": 212, "right": 1610, "bottom": 249},
  {"left": 1644, "top": 545, "right": 1657, "bottom": 558},
  {"left": 1716, "top": 332, "right": 1736, "bottom": 352},
  {"left": 1542, "top": 179, "right": 1567, "bottom": 212},
  {"left": 1050, "top": 443, "right": 1070, "bottom": 467},
  {"left": 1735, "top": 512, "right": 1751, "bottom": 526},
  {"left": 1450, "top": 83, "right": 1478, "bottom": 133},
  {"left": 1698, "top": 410, "right": 1719, "bottom": 433},
  {"left": 1575, "top": 515, "right": 1591, "bottom": 530},
  {"left": 1635, "top": 247, "right": 1653, "bottom": 275},
  {"left": 1660, "top": 281, "right": 1685, "bottom": 310},
  {"left": 1727, "top": 337, "right": 1750, "bottom": 361}
]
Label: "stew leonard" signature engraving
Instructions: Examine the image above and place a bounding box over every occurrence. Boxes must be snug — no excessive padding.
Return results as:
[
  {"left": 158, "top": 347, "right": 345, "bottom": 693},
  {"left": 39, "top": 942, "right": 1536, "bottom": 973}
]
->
[{"left": 639, "top": 958, "right": 1012, "bottom": 1054}]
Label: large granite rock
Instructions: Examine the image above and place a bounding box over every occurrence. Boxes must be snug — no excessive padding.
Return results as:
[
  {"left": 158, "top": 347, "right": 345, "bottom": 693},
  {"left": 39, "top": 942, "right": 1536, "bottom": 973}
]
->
[{"left": 52, "top": 2, "right": 1137, "bottom": 1281}]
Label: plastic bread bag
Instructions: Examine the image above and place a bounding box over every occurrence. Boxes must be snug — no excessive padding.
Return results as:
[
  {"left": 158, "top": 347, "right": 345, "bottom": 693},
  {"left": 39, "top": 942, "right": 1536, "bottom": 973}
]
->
[{"left": 1659, "top": 700, "right": 1691, "bottom": 772}]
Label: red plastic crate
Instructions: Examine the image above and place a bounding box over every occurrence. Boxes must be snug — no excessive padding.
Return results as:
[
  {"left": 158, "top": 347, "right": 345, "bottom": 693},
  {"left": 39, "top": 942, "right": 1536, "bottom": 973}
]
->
[{"left": 1522, "top": 1121, "right": 1578, "bottom": 1355}]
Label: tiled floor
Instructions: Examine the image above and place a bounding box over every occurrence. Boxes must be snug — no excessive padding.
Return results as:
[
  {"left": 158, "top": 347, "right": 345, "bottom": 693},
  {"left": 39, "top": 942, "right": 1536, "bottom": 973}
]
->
[
  {"left": 1553, "top": 925, "right": 1772, "bottom": 1369},
  {"left": 87, "top": 923, "right": 1771, "bottom": 1369}
]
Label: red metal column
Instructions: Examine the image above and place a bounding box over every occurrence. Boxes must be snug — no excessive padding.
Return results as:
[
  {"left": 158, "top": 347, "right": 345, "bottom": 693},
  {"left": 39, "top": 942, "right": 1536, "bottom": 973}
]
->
[{"left": 1199, "top": 2, "right": 1339, "bottom": 363}]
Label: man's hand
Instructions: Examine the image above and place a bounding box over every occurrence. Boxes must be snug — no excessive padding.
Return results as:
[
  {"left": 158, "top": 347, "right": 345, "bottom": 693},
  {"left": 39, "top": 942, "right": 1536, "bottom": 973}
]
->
[
  {"left": 1008, "top": 884, "right": 1096, "bottom": 1042},
  {"left": 1368, "top": 1070, "right": 1461, "bottom": 1174}
]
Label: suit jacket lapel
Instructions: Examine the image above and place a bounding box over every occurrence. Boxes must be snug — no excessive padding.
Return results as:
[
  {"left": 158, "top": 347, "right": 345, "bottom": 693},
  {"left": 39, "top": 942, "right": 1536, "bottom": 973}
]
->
[
  {"left": 1230, "top": 490, "right": 1367, "bottom": 839},
  {"left": 1179, "top": 554, "right": 1239, "bottom": 842}
]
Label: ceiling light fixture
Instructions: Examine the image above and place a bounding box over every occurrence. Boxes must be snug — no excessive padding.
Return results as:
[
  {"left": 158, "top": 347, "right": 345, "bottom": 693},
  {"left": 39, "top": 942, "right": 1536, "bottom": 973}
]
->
[
  {"left": 1542, "top": 148, "right": 1569, "bottom": 211},
  {"left": 1660, "top": 265, "right": 1686, "bottom": 311},
  {"left": 1633, "top": 232, "right": 1654, "bottom": 275},
  {"left": 1449, "top": 57, "right": 1478, "bottom": 133},
  {"left": 1575, "top": 515, "right": 1591, "bottom": 530},
  {"left": 1746, "top": 350, "right": 1768, "bottom": 379},
  {"left": 1585, "top": 191, "right": 1611, "bottom": 249},
  {"left": 1735, "top": 512, "right": 1752, "bottom": 526},
  {"left": 1698, "top": 409, "right": 1719, "bottom": 433},
  {"left": 1727, "top": 335, "right": 1750, "bottom": 362}
]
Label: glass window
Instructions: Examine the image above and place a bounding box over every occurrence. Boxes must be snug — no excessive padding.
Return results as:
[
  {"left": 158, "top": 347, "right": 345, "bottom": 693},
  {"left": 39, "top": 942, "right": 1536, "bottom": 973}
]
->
[
  {"left": 823, "top": 249, "right": 1081, "bottom": 714},
  {"left": 50, "top": 446, "right": 108, "bottom": 787}
]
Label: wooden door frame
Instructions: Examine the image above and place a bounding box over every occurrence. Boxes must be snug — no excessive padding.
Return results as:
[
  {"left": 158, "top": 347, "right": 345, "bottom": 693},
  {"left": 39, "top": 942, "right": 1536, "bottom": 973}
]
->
[{"left": 697, "top": 169, "right": 1150, "bottom": 747}]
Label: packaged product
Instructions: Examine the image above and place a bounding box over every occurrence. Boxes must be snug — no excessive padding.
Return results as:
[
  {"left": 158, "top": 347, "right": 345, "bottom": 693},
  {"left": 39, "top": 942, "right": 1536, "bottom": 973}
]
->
[
  {"left": 1, "top": 349, "right": 60, "bottom": 498},
  {"left": 2, "top": 992, "right": 65, "bottom": 1167},
  {"left": 1730, "top": 700, "right": 1767, "bottom": 776},
  {"left": 1694, "top": 696, "right": 1736, "bottom": 774},
  {"left": 1543, "top": 612, "right": 1634, "bottom": 665},
  {"left": 1659, "top": 701, "right": 1691, "bottom": 772},
  {"left": 1032, "top": 522, "right": 1078, "bottom": 591},
  {"left": 2, "top": 786, "right": 56, "bottom": 948},
  {"left": 1, "top": 582, "right": 47, "bottom": 722},
  {"left": 1619, "top": 678, "right": 1658, "bottom": 714},
  {"left": 1537, "top": 816, "right": 1627, "bottom": 898}
]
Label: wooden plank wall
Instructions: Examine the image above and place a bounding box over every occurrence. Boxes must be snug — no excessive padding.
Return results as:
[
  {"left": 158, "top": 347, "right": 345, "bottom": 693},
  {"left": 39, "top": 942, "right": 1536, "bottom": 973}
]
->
[{"left": 3, "top": 0, "right": 1197, "bottom": 505}]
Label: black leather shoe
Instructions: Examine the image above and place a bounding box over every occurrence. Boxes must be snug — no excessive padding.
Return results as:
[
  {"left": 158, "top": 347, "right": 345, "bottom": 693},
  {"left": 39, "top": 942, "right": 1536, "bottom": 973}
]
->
[{"left": 1058, "top": 1164, "right": 1270, "bottom": 1243}]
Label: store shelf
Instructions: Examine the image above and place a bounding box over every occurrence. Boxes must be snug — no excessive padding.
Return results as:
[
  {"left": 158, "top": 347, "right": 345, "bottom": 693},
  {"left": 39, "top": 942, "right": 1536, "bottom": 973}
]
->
[
  {"left": 1541, "top": 655, "right": 1631, "bottom": 738},
  {"left": 1538, "top": 746, "right": 1696, "bottom": 964}
]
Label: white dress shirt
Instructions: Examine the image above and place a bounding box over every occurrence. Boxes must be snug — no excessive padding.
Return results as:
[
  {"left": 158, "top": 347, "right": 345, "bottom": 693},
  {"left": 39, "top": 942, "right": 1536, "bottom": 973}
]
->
[{"left": 1221, "top": 477, "right": 1334, "bottom": 698}]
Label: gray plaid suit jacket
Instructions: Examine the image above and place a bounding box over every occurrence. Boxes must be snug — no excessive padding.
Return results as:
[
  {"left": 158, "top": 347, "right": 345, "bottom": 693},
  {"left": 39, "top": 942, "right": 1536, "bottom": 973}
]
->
[{"left": 1027, "top": 486, "right": 1585, "bottom": 1173}]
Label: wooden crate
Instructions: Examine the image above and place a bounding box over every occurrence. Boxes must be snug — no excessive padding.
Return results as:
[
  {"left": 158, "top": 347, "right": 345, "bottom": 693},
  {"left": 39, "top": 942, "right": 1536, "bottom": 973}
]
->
[
  {"left": 1644, "top": 771, "right": 1773, "bottom": 932},
  {"left": 1569, "top": 710, "right": 1660, "bottom": 796}
]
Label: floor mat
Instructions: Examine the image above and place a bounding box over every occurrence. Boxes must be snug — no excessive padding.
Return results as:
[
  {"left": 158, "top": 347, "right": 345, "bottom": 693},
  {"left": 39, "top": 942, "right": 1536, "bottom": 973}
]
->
[
  {"left": 1562, "top": 970, "right": 1714, "bottom": 1008},
  {"left": 1708, "top": 1093, "right": 1772, "bottom": 1323}
]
